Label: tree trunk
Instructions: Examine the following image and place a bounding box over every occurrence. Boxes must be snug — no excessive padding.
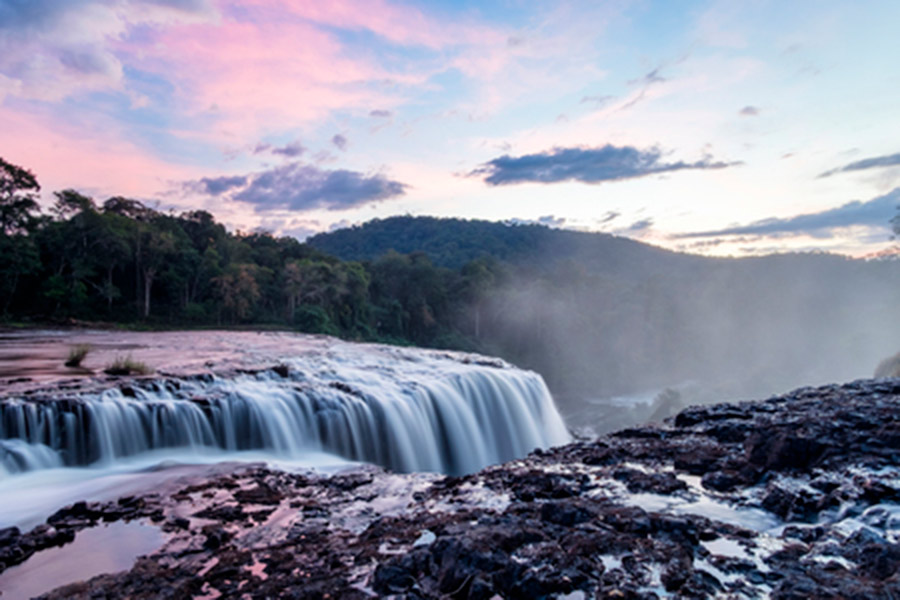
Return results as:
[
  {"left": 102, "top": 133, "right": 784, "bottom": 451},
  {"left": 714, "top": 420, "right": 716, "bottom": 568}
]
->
[
  {"left": 2, "top": 272, "right": 18, "bottom": 315},
  {"left": 107, "top": 266, "right": 114, "bottom": 312},
  {"left": 143, "top": 268, "right": 155, "bottom": 318}
]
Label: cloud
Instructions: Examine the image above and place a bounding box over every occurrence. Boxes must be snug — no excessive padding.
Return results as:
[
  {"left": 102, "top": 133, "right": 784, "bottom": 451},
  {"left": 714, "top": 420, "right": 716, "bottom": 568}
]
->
[
  {"left": 598, "top": 211, "right": 620, "bottom": 224},
  {"left": 329, "top": 219, "right": 353, "bottom": 232},
  {"left": 623, "top": 218, "right": 653, "bottom": 232},
  {"left": 537, "top": 215, "right": 566, "bottom": 227},
  {"left": 187, "top": 162, "right": 407, "bottom": 212},
  {"left": 508, "top": 215, "right": 567, "bottom": 228},
  {"left": 472, "top": 144, "right": 736, "bottom": 186},
  {"left": 675, "top": 188, "right": 900, "bottom": 239},
  {"left": 739, "top": 105, "right": 759, "bottom": 116},
  {"left": 271, "top": 142, "right": 305, "bottom": 158},
  {"left": 253, "top": 141, "right": 305, "bottom": 158},
  {"left": 0, "top": 0, "right": 216, "bottom": 101},
  {"left": 369, "top": 109, "right": 392, "bottom": 118},
  {"left": 196, "top": 174, "right": 247, "bottom": 195},
  {"left": 819, "top": 152, "right": 900, "bottom": 178},
  {"left": 580, "top": 94, "right": 615, "bottom": 107},
  {"left": 627, "top": 67, "right": 666, "bottom": 86},
  {"left": 256, "top": 216, "right": 321, "bottom": 240},
  {"left": 332, "top": 134, "right": 348, "bottom": 151}
]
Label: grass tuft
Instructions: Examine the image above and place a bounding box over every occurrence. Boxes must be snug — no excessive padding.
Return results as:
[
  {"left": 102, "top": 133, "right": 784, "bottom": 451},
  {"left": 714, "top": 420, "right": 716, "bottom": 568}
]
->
[
  {"left": 103, "top": 354, "right": 153, "bottom": 376},
  {"left": 64, "top": 344, "right": 92, "bottom": 368}
]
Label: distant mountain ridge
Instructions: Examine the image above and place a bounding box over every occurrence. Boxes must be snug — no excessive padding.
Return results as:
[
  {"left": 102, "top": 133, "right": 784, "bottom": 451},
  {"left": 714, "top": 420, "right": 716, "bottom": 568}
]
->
[
  {"left": 307, "top": 215, "right": 868, "bottom": 272},
  {"left": 307, "top": 215, "right": 699, "bottom": 273}
]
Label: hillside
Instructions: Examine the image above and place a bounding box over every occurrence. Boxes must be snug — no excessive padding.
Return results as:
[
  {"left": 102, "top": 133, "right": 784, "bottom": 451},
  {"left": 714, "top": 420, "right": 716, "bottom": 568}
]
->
[
  {"left": 310, "top": 216, "right": 900, "bottom": 408},
  {"left": 307, "top": 215, "right": 705, "bottom": 275}
]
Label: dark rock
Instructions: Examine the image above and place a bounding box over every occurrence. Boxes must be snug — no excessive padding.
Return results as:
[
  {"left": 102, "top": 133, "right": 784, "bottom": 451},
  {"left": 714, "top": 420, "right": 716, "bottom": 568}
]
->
[
  {"left": 202, "top": 525, "right": 232, "bottom": 550},
  {"left": 0, "top": 526, "right": 20, "bottom": 546},
  {"left": 539, "top": 499, "right": 597, "bottom": 526},
  {"left": 234, "top": 483, "right": 283, "bottom": 505},
  {"left": 701, "top": 470, "right": 743, "bottom": 492},
  {"left": 11, "top": 378, "right": 900, "bottom": 598},
  {"left": 613, "top": 467, "right": 687, "bottom": 494},
  {"left": 746, "top": 430, "right": 829, "bottom": 472}
]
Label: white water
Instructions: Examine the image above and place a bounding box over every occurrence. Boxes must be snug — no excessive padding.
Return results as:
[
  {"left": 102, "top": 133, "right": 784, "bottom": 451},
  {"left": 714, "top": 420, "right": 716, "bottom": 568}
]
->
[{"left": 0, "top": 346, "right": 570, "bottom": 480}]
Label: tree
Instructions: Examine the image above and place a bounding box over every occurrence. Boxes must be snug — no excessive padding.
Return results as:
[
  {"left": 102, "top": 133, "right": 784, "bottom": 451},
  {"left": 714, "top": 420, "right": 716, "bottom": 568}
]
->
[
  {"left": 459, "top": 258, "right": 496, "bottom": 339},
  {"left": 52, "top": 189, "right": 96, "bottom": 221},
  {"left": 0, "top": 234, "right": 39, "bottom": 315},
  {"left": 0, "top": 157, "right": 40, "bottom": 235},
  {"left": 0, "top": 158, "right": 42, "bottom": 314},
  {"left": 138, "top": 223, "right": 177, "bottom": 318},
  {"left": 213, "top": 264, "right": 260, "bottom": 323}
]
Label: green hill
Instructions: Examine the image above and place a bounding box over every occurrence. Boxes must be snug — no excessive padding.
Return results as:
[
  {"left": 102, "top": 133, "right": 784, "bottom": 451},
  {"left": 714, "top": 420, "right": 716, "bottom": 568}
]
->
[{"left": 310, "top": 216, "right": 900, "bottom": 403}]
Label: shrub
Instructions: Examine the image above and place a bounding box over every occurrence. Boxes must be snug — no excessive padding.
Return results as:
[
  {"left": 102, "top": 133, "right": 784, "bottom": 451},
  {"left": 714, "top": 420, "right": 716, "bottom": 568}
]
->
[
  {"left": 64, "top": 344, "right": 92, "bottom": 367},
  {"left": 104, "top": 354, "right": 153, "bottom": 376}
]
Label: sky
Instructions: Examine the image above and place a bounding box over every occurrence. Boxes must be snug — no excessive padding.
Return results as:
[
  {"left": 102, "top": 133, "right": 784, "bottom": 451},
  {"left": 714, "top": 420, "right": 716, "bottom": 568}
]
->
[{"left": 2, "top": 0, "right": 899, "bottom": 257}]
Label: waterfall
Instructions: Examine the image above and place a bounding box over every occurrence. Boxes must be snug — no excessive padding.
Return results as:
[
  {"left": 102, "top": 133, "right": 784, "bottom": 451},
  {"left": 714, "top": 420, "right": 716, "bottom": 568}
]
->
[{"left": 0, "top": 356, "right": 570, "bottom": 477}]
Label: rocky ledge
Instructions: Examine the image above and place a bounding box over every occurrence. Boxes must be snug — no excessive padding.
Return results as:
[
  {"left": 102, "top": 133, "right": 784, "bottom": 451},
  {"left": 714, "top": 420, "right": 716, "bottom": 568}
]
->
[{"left": 2, "top": 378, "right": 900, "bottom": 599}]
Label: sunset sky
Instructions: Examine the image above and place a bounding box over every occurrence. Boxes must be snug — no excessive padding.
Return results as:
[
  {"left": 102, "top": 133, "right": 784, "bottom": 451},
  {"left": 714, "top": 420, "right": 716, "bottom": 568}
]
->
[{"left": 2, "top": 0, "right": 899, "bottom": 256}]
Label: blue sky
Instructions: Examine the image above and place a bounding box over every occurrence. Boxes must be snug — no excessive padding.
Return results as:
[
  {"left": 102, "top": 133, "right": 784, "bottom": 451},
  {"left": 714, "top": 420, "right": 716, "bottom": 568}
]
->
[{"left": 1, "top": 0, "right": 899, "bottom": 256}]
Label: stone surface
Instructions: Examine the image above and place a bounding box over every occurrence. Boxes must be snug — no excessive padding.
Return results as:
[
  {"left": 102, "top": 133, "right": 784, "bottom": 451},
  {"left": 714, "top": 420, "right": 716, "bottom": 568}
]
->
[{"left": 3, "top": 377, "right": 900, "bottom": 598}]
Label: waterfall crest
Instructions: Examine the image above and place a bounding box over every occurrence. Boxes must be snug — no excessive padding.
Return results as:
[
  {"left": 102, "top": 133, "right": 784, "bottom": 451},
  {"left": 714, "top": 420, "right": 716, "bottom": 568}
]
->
[{"left": 0, "top": 354, "right": 569, "bottom": 477}]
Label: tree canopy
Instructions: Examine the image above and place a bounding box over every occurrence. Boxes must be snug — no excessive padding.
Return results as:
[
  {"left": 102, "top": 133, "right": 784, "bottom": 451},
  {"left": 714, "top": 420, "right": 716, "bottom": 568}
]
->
[{"left": 2, "top": 157, "right": 899, "bottom": 399}]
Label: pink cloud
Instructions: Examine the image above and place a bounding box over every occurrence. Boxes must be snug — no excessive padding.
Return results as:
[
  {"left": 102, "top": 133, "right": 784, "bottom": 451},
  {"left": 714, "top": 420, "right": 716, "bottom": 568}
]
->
[
  {"left": 0, "top": 0, "right": 219, "bottom": 102},
  {"left": 126, "top": 14, "right": 418, "bottom": 140},
  {"left": 237, "top": 0, "right": 505, "bottom": 49}
]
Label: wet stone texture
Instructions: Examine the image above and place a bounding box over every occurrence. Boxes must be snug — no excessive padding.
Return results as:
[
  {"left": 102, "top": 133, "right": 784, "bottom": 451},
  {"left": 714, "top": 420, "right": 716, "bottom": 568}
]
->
[{"left": 2, "top": 378, "right": 900, "bottom": 598}]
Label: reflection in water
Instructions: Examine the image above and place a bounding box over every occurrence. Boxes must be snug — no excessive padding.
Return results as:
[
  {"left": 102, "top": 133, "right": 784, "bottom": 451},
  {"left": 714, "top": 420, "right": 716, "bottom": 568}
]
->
[{"left": 0, "top": 520, "right": 166, "bottom": 600}]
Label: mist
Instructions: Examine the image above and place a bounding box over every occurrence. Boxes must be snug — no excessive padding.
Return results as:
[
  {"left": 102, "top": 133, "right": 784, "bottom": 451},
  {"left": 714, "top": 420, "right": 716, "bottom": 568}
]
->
[{"left": 463, "top": 245, "right": 900, "bottom": 435}]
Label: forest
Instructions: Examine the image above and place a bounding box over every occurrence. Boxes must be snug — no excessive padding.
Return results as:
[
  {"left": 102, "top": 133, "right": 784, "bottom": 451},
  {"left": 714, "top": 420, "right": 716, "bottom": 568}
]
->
[
  {"left": 0, "top": 158, "right": 496, "bottom": 352},
  {"left": 3, "top": 156, "right": 900, "bottom": 402}
]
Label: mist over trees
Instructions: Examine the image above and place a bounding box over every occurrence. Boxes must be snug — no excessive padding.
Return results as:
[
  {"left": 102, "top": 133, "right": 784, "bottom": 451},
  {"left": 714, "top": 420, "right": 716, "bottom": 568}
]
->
[
  {"left": 309, "top": 216, "right": 900, "bottom": 403},
  {"left": 2, "top": 157, "right": 899, "bottom": 409}
]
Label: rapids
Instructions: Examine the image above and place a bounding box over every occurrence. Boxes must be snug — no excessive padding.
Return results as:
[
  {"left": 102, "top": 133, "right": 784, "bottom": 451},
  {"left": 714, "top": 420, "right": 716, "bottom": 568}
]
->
[{"left": 0, "top": 331, "right": 570, "bottom": 479}]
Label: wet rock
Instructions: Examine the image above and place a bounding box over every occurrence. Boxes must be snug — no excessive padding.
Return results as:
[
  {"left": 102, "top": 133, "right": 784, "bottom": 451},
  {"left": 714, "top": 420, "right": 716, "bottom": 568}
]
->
[
  {"left": 511, "top": 470, "right": 587, "bottom": 500},
  {"left": 0, "top": 526, "right": 20, "bottom": 546},
  {"left": 47, "top": 501, "right": 104, "bottom": 527},
  {"left": 12, "top": 377, "right": 900, "bottom": 598},
  {"left": 673, "top": 442, "right": 726, "bottom": 475},
  {"left": 612, "top": 467, "right": 687, "bottom": 494},
  {"left": 234, "top": 482, "right": 283, "bottom": 505},
  {"left": 202, "top": 525, "right": 233, "bottom": 550},
  {"left": 746, "top": 430, "right": 829, "bottom": 472},
  {"left": 193, "top": 504, "right": 246, "bottom": 523},
  {"left": 701, "top": 469, "right": 743, "bottom": 492},
  {"left": 539, "top": 499, "right": 598, "bottom": 526}
]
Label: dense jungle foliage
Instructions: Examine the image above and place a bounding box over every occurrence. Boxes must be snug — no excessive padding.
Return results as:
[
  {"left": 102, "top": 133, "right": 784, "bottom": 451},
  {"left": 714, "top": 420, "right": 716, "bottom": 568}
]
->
[{"left": 3, "top": 157, "right": 899, "bottom": 398}]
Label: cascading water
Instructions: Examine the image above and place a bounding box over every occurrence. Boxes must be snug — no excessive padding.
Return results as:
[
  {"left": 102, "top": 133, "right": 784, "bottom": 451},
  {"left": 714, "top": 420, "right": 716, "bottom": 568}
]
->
[{"left": 0, "top": 343, "right": 570, "bottom": 478}]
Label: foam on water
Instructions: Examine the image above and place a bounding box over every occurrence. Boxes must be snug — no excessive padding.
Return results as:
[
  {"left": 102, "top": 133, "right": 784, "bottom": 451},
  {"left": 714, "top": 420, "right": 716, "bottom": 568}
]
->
[{"left": 0, "top": 340, "right": 570, "bottom": 481}]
